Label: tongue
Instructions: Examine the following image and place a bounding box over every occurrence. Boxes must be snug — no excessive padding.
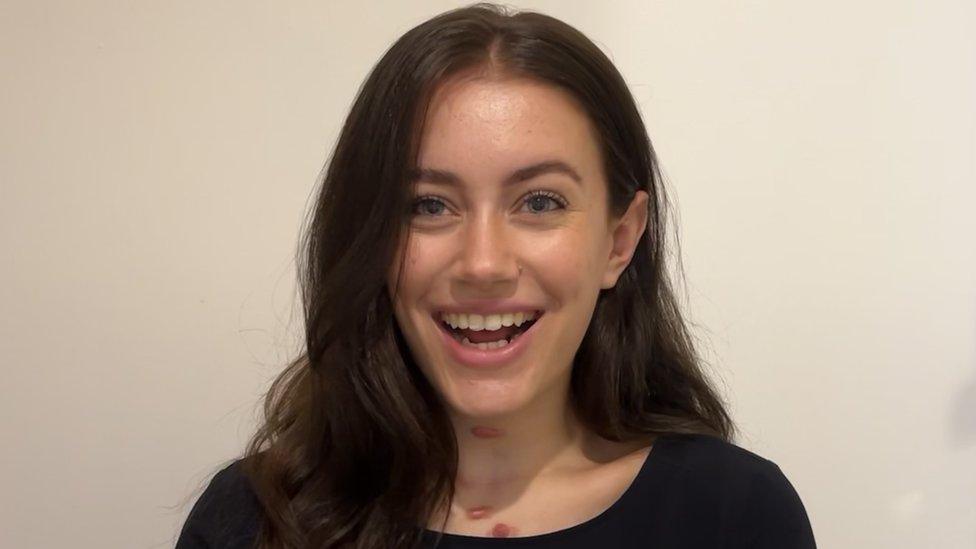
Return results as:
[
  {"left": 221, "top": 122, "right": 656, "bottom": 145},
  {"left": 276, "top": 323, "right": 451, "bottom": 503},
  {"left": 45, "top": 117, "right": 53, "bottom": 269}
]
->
[{"left": 458, "top": 324, "right": 521, "bottom": 344}]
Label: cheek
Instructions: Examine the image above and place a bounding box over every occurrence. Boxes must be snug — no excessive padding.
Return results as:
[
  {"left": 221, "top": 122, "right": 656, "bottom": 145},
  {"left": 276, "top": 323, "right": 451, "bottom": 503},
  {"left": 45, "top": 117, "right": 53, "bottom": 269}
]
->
[
  {"left": 389, "top": 296, "right": 426, "bottom": 363},
  {"left": 531, "top": 228, "right": 602, "bottom": 296},
  {"left": 388, "top": 239, "right": 441, "bottom": 335},
  {"left": 388, "top": 237, "right": 425, "bottom": 294}
]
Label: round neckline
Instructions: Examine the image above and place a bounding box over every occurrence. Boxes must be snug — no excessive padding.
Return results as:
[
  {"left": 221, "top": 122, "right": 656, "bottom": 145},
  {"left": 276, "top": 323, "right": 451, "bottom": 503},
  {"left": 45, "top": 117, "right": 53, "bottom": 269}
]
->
[{"left": 421, "top": 434, "right": 668, "bottom": 545}]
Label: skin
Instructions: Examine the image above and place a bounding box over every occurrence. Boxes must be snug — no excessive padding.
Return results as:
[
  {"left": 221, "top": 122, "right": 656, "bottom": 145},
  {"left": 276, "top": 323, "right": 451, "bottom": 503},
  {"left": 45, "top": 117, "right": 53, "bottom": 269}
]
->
[{"left": 386, "top": 69, "right": 650, "bottom": 536}]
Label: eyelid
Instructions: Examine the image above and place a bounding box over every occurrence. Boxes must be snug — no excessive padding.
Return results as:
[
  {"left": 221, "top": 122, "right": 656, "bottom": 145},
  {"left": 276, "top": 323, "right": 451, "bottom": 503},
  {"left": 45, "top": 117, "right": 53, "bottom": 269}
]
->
[
  {"left": 411, "top": 189, "right": 568, "bottom": 217},
  {"left": 529, "top": 190, "right": 568, "bottom": 208}
]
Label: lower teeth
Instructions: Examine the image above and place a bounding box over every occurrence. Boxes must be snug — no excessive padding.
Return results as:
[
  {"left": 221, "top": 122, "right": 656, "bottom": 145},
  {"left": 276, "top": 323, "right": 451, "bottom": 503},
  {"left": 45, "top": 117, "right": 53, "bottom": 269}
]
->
[{"left": 454, "top": 330, "right": 525, "bottom": 350}]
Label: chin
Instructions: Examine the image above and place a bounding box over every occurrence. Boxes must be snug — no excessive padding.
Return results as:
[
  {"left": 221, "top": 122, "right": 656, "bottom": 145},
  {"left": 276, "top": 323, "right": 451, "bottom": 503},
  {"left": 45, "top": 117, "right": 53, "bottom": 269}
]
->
[{"left": 444, "top": 385, "right": 527, "bottom": 419}]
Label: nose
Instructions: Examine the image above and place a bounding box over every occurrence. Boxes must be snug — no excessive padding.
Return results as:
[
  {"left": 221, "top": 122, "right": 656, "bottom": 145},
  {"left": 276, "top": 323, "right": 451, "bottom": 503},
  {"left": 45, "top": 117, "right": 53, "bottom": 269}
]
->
[{"left": 456, "top": 213, "right": 520, "bottom": 286}]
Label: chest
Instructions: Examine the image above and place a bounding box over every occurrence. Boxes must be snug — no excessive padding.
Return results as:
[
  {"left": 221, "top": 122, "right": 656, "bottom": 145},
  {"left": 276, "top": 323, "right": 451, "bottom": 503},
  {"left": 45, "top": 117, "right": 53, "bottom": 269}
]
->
[{"left": 430, "top": 453, "right": 645, "bottom": 538}]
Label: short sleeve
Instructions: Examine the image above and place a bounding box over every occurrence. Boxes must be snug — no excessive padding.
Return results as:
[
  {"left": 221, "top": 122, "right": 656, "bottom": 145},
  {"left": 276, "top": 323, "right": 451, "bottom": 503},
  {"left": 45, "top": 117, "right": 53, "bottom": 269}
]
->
[
  {"left": 737, "top": 459, "right": 817, "bottom": 549},
  {"left": 175, "top": 460, "right": 262, "bottom": 549}
]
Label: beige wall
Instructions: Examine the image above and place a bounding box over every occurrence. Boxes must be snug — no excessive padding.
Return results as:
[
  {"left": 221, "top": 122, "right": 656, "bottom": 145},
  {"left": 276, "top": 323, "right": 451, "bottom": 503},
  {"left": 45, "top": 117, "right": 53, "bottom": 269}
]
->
[{"left": 2, "top": 1, "right": 973, "bottom": 547}]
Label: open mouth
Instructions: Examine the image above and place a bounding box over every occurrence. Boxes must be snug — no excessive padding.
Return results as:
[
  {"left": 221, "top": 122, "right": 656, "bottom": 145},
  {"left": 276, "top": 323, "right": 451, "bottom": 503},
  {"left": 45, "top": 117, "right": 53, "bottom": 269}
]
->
[{"left": 434, "top": 311, "right": 543, "bottom": 348}]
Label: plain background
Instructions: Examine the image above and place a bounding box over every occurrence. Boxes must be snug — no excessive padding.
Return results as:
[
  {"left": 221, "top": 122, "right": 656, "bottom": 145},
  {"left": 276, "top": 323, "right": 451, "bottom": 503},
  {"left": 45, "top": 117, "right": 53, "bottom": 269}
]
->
[{"left": 2, "top": 1, "right": 974, "bottom": 547}]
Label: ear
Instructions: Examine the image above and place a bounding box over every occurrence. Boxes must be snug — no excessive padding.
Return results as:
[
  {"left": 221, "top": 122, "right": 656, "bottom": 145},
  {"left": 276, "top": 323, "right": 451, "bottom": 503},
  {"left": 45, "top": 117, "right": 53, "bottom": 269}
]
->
[{"left": 601, "top": 190, "right": 650, "bottom": 289}]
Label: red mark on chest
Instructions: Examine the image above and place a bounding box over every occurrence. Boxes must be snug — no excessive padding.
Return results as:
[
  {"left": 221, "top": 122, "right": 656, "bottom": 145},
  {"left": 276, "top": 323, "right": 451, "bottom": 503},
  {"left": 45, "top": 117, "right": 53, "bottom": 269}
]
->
[
  {"left": 489, "top": 522, "right": 514, "bottom": 537},
  {"left": 471, "top": 425, "right": 503, "bottom": 438}
]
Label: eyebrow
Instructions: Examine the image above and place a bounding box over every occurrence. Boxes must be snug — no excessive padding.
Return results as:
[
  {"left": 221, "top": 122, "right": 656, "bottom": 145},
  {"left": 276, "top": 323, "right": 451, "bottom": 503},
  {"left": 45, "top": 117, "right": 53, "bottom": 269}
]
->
[{"left": 406, "top": 159, "right": 583, "bottom": 187}]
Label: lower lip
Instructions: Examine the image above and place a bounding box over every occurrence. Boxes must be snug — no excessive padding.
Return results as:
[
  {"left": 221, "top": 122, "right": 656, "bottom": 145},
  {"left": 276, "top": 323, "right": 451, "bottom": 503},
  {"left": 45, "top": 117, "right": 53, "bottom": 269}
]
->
[{"left": 434, "top": 313, "right": 543, "bottom": 368}]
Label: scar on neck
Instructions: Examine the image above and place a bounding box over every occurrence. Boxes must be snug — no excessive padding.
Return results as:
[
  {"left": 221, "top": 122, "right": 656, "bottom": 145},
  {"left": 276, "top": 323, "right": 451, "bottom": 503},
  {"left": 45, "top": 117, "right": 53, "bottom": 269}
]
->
[
  {"left": 471, "top": 425, "right": 503, "bottom": 438},
  {"left": 489, "top": 522, "right": 517, "bottom": 537}
]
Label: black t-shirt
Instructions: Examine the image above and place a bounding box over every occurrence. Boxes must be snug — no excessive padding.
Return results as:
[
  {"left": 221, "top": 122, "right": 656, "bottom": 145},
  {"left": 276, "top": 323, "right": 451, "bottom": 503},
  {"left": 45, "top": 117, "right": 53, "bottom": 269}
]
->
[{"left": 175, "top": 433, "right": 816, "bottom": 548}]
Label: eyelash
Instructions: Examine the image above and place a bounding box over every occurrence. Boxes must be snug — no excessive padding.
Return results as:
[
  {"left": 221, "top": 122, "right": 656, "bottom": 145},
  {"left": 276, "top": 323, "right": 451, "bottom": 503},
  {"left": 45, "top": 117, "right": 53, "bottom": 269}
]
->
[{"left": 410, "top": 190, "right": 568, "bottom": 218}]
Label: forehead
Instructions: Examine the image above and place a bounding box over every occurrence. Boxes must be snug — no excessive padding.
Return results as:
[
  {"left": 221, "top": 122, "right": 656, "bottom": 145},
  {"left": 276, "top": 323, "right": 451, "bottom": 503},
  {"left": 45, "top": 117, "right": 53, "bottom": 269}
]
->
[{"left": 415, "top": 75, "right": 603, "bottom": 178}]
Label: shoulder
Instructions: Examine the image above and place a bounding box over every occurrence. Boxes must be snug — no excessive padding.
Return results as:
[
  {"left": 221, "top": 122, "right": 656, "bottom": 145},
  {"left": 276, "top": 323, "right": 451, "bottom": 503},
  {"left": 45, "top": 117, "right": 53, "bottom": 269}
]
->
[
  {"left": 175, "top": 459, "right": 262, "bottom": 549},
  {"left": 655, "top": 432, "right": 800, "bottom": 488},
  {"left": 653, "top": 433, "right": 817, "bottom": 548}
]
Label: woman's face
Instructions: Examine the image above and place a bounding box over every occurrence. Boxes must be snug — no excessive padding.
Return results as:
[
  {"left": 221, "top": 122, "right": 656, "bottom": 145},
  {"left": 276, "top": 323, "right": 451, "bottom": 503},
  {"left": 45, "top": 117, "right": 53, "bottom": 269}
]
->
[{"left": 387, "top": 74, "right": 647, "bottom": 420}]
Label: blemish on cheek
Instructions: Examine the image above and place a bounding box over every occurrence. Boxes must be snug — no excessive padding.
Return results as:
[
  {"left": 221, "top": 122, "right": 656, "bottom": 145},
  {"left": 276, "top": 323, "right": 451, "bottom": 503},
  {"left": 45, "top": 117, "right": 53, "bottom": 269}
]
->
[
  {"left": 489, "top": 522, "right": 515, "bottom": 537},
  {"left": 471, "top": 425, "right": 504, "bottom": 438}
]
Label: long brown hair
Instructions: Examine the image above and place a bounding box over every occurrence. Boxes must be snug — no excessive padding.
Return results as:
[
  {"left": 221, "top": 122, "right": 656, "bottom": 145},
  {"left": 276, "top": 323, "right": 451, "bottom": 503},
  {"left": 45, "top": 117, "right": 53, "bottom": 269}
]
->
[{"left": 236, "top": 3, "right": 736, "bottom": 547}]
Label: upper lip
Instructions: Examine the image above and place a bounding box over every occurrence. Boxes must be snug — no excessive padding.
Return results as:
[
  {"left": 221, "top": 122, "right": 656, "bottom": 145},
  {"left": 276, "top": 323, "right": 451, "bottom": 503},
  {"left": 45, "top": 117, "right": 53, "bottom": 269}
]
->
[{"left": 433, "top": 301, "right": 545, "bottom": 316}]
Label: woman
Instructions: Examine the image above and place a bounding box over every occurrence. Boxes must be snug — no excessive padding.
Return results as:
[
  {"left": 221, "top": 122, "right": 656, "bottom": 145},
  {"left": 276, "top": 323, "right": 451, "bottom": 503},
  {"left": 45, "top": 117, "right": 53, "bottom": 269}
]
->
[{"left": 176, "top": 3, "right": 816, "bottom": 548}]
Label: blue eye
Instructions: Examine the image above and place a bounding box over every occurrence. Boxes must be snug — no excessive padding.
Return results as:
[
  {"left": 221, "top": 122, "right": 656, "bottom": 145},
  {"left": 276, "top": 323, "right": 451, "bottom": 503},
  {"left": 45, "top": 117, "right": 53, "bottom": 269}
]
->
[
  {"left": 410, "top": 191, "right": 568, "bottom": 218},
  {"left": 412, "top": 196, "right": 448, "bottom": 217},
  {"left": 523, "top": 191, "right": 567, "bottom": 214}
]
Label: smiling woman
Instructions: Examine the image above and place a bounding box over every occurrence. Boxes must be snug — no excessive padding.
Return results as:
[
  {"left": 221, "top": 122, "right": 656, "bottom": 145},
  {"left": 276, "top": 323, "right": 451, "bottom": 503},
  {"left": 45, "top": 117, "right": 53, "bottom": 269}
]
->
[{"left": 176, "top": 3, "right": 815, "bottom": 549}]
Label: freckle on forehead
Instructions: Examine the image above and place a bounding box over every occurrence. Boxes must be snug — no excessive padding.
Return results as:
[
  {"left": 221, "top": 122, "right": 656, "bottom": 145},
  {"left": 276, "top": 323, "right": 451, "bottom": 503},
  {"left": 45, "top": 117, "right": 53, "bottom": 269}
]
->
[{"left": 471, "top": 425, "right": 504, "bottom": 438}]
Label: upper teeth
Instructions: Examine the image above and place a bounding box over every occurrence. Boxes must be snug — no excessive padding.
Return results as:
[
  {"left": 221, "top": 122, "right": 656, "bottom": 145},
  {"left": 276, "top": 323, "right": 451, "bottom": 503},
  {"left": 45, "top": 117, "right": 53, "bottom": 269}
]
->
[{"left": 440, "top": 311, "right": 539, "bottom": 331}]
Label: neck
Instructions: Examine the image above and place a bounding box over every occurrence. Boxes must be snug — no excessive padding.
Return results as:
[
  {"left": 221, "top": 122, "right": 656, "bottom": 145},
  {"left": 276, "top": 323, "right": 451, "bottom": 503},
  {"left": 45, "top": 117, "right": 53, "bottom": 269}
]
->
[{"left": 448, "top": 382, "right": 590, "bottom": 492}]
